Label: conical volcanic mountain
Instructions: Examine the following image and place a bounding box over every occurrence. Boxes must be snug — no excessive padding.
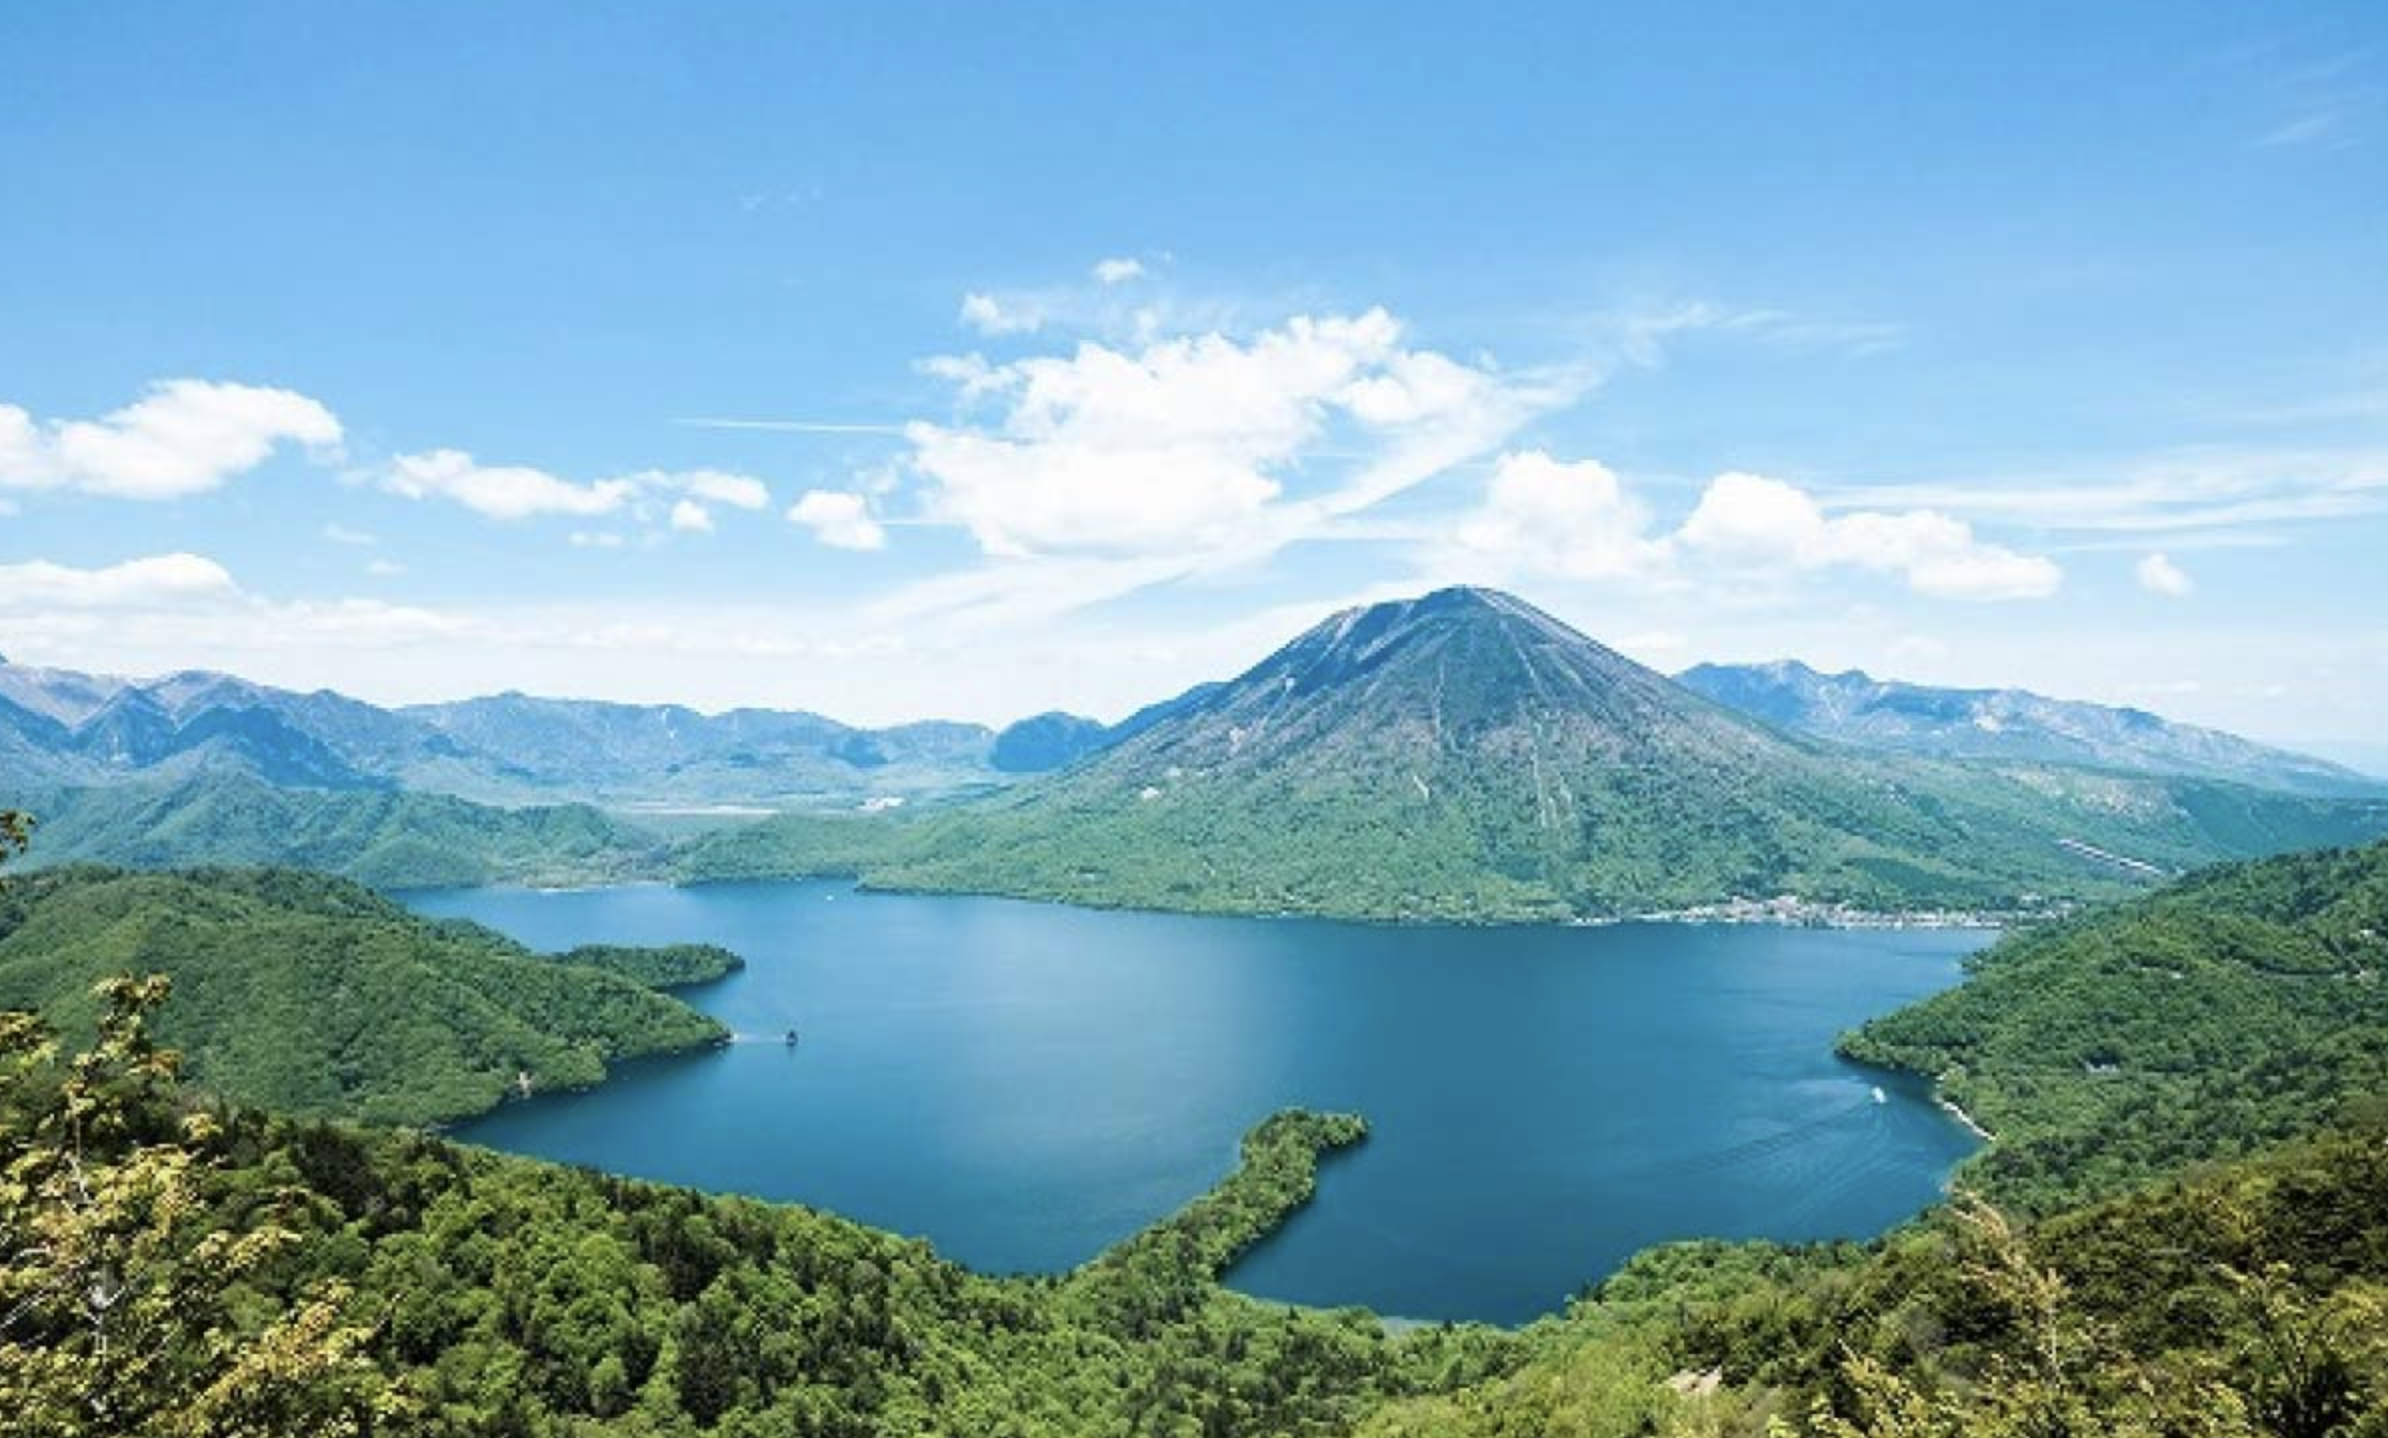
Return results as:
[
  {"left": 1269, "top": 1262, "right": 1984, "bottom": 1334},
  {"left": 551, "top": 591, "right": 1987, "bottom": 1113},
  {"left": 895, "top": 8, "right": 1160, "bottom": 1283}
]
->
[{"left": 701, "top": 587, "right": 2388, "bottom": 919}]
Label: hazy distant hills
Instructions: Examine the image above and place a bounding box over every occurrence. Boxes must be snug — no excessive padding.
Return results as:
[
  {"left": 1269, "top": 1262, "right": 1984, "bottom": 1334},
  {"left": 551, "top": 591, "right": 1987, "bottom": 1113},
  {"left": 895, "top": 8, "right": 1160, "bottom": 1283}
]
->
[
  {"left": 1678, "top": 659, "right": 2377, "bottom": 796},
  {"left": 0, "top": 655, "right": 1108, "bottom": 809},
  {"left": 696, "top": 588, "right": 2388, "bottom": 918}
]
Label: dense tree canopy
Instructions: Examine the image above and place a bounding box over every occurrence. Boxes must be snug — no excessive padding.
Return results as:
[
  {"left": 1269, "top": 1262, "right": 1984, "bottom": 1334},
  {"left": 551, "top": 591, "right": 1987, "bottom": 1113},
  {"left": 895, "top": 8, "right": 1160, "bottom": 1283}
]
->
[{"left": 0, "top": 867, "right": 730, "bottom": 1126}]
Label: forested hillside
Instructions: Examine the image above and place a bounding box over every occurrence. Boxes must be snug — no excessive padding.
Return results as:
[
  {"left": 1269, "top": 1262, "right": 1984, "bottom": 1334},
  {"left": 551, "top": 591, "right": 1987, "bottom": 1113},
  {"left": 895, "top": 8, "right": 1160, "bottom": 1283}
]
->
[
  {"left": 1844, "top": 840, "right": 2388, "bottom": 1210},
  {"left": 13, "top": 771, "right": 660, "bottom": 888},
  {"left": 0, "top": 865, "right": 727, "bottom": 1124}
]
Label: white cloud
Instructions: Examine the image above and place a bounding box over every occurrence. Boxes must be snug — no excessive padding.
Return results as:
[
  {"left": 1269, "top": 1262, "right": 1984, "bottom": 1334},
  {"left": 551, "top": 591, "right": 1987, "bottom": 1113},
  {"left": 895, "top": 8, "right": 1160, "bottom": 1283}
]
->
[
  {"left": 569, "top": 530, "right": 626, "bottom": 549},
  {"left": 385, "top": 449, "right": 636, "bottom": 520},
  {"left": 0, "top": 552, "right": 241, "bottom": 609},
  {"left": 959, "top": 292, "right": 1041, "bottom": 336},
  {"left": 669, "top": 499, "right": 715, "bottom": 533},
  {"left": 364, "top": 558, "right": 407, "bottom": 578},
  {"left": 1680, "top": 471, "right": 2062, "bottom": 601},
  {"left": 677, "top": 470, "right": 770, "bottom": 510},
  {"left": 322, "top": 523, "right": 378, "bottom": 547},
  {"left": 382, "top": 453, "right": 772, "bottom": 526},
  {"left": 1092, "top": 257, "right": 1146, "bottom": 285},
  {"left": 2136, "top": 551, "right": 2194, "bottom": 597},
  {"left": 0, "top": 380, "right": 341, "bottom": 500},
  {"left": 1452, "top": 451, "right": 1669, "bottom": 582},
  {"left": 788, "top": 490, "right": 887, "bottom": 550},
  {"left": 904, "top": 308, "right": 1524, "bottom": 559}
]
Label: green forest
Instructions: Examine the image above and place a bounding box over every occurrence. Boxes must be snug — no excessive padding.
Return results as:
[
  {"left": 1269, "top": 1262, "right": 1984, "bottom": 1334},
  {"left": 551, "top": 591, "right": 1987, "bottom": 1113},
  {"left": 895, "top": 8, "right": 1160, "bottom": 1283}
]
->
[
  {"left": 0, "top": 864, "right": 730, "bottom": 1126},
  {"left": 3, "top": 808, "right": 2387, "bottom": 1433}
]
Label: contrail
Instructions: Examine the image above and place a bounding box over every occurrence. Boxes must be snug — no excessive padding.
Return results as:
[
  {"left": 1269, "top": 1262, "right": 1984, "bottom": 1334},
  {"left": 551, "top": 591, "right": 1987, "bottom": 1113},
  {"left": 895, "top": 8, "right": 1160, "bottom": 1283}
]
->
[{"left": 673, "top": 416, "right": 911, "bottom": 435}]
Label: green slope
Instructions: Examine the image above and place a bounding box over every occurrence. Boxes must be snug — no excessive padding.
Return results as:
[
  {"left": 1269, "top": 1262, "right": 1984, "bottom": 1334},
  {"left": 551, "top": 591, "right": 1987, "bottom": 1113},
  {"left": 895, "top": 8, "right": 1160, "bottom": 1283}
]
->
[
  {"left": 15, "top": 769, "right": 661, "bottom": 887},
  {"left": 0, "top": 866, "right": 727, "bottom": 1124},
  {"left": 683, "top": 589, "right": 2388, "bottom": 920},
  {"left": 1843, "top": 838, "right": 2388, "bottom": 1211}
]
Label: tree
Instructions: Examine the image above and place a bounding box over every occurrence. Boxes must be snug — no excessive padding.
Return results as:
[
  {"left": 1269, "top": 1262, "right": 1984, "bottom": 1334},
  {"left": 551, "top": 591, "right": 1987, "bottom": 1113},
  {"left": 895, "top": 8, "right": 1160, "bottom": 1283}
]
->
[{"left": 0, "top": 964, "right": 400, "bottom": 1436}]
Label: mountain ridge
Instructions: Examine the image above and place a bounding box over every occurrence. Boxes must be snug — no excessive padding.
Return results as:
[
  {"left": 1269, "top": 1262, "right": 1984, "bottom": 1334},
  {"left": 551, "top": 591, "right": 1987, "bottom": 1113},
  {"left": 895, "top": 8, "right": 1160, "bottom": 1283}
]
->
[
  {"left": 694, "top": 587, "right": 2388, "bottom": 919},
  {"left": 1679, "top": 657, "right": 2375, "bottom": 796},
  {"left": 0, "top": 655, "right": 1114, "bottom": 806}
]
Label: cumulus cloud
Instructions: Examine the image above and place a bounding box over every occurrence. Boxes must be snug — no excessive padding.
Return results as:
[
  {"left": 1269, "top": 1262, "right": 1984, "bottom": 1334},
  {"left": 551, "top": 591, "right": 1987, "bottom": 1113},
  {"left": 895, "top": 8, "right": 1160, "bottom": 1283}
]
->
[
  {"left": 1446, "top": 461, "right": 2064, "bottom": 602},
  {"left": 1092, "top": 257, "right": 1146, "bottom": 285},
  {"left": 669, "top": 499, "right": 716, "bottom": 533},
  {"left": 788, "top": 490, "right": 887, "bottom": 550},
  {"left": 0, "top": 552, "right": 242, "bottom": 609},
  {"left": 903, "top": 308, "right": 1526, "bottom": 559},
  {"left": 1680, "top": 471, "right": 2062, "bottom": 600},
  {"left": 2136, "top": 551, "right": 2194, "bottom": 597},
  {"left": 382, "top": 452, "right": 772, "bottom": 527},
  {"left": 0, "top": 380, "right": 341, "bottom": 500},
  {"left": 1453, "top": 451, "right": 1669, "bottom": 582}
]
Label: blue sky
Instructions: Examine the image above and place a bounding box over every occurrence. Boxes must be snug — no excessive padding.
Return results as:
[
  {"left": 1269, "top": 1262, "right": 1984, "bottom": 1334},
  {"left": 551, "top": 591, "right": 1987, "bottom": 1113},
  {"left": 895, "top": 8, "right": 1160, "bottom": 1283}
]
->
[{"left": 2, "top": 2, "right": 2383, "bottom": 759}]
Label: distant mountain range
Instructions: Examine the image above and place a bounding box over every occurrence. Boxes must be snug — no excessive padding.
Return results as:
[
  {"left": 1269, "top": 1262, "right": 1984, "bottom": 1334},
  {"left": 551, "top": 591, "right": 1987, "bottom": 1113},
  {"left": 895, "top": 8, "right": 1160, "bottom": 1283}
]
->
[
  {"left": 1677, "top": 659, "right": 2376, "bottom": 796},
  {"left": 0, "top": 655, "right": 1115, "bottom": 809},
  {"left": 9, "top": 591, "right": 2387, "bottom": 917},
  {"left": 688, "top": 588, "right": 2388, "bottom": 919}
]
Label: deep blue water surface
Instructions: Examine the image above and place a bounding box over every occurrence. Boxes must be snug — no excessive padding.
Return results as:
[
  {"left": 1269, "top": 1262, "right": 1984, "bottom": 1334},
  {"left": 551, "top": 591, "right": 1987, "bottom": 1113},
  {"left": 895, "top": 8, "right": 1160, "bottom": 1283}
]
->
[{"left": 407, "top": 880, "right": 1985, "bottom": 1323}]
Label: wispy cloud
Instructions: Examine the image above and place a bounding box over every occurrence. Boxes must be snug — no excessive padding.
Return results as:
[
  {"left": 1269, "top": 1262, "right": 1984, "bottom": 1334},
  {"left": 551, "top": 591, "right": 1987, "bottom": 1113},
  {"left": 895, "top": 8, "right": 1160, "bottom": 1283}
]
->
[
  {"left": 378, "top": 452, "right": 772, "bottom": 529},
  {"left": 1820, "top": 446, "right": 2388, "bottom": 536},
  {"left": 2225, "top": 41, "right": 2374, "bottom": 151},
  {"left": 673, "top": 417, "right": 911, "bottom": 436}
]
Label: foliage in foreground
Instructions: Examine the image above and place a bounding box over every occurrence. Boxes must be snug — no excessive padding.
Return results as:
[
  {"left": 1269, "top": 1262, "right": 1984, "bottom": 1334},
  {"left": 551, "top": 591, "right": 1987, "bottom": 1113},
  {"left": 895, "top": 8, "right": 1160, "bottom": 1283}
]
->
[{"left": 1359, "top": 1125, "right": 2388, "bottom": 1436}]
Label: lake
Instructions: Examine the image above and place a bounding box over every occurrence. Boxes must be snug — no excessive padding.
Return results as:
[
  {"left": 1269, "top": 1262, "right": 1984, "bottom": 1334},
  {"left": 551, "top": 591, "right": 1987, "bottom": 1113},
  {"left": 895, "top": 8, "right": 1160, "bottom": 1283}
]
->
[{"left": 408, "top": 880, "right": 1986, "bottom": 1324}]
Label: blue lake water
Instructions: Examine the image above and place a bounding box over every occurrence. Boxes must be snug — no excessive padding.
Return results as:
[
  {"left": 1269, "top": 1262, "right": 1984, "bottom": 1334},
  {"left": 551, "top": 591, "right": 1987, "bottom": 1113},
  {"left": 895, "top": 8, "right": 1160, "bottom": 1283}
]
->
[{"left": 408, "top": 880, "right": 1986, "bottom": 1324}]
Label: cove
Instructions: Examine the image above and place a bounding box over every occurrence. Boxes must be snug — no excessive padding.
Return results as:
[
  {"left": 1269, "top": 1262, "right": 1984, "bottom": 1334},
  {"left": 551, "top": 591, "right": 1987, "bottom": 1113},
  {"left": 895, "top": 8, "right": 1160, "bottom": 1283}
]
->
[{"left": 408, "top": 879, "right": 1986, "bottom": 1324}]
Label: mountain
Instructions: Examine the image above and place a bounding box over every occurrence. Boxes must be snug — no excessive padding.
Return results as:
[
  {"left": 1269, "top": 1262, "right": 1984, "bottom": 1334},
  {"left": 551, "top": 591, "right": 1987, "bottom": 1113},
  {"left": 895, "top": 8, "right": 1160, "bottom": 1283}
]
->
[
  {"left": 0, "top": 866, "right": 728, "bottom": 1124},
  {"left": 398, "top": 692, "right": 1009, "bottom": 805},
  {"left": 990, "top": 710, "right": 1115, "bottom": 772},
  {"left": 1679, "top": 658, "right": 2375, "bottom": 795},
  {"left": 0, "top": 657, "right": 1035, "bottom": 809},
  {"left": 0, "top": 662, "right": 395, "bottom": 790},
  {"left": 695, "top": 587, "right": 2388, "bottom": 919}
]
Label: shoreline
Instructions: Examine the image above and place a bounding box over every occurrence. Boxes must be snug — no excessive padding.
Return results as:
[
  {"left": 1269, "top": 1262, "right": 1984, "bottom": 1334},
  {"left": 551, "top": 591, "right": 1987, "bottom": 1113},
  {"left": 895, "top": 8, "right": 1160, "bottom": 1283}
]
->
[
  {"left": 1937, "top": 1096, "right": 1993, "bottom": 1141},
  {"left": 405, "top": 871, "right": 2048, "bottom": 932}
]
